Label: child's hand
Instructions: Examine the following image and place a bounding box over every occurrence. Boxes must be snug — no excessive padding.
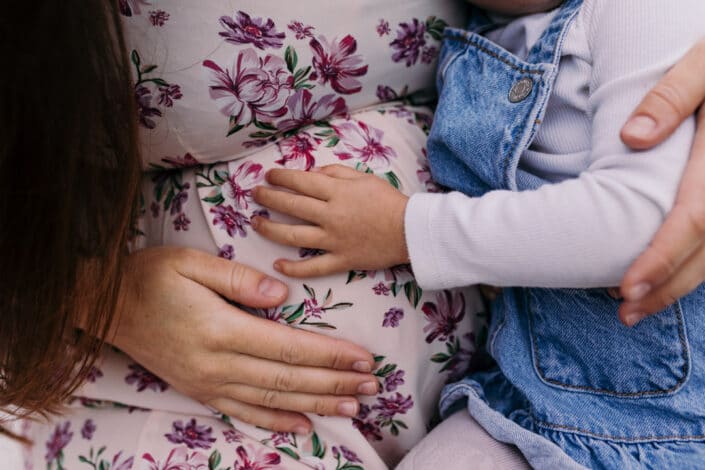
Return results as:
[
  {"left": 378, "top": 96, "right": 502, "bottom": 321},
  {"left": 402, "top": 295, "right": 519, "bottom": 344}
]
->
[{"left": 252, "top": 165, "right": 410, "bottom": 278}]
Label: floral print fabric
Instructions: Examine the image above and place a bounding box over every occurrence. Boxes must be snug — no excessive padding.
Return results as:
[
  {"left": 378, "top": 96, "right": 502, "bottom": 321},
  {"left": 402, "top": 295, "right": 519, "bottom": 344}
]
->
[{"left": 19, "top": 2, "right": 485, "bottom": 470}]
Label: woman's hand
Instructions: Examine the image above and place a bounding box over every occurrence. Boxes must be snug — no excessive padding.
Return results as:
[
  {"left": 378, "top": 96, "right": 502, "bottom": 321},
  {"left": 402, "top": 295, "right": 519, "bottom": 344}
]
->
[
  {"left": 251, "top": 165, "right": 410, "bottom": 278},
  {"left": 619, "top": 39, "right": 705, "bottom": 326},
  {"left": 111, "top": 246, "right": 378, "bottom": 434}
]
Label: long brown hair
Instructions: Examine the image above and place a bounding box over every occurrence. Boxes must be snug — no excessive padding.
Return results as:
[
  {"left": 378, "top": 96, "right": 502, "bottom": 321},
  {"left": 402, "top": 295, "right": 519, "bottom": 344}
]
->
[{"left": 0, "top": 1, "right": 141, "bottom": 415}]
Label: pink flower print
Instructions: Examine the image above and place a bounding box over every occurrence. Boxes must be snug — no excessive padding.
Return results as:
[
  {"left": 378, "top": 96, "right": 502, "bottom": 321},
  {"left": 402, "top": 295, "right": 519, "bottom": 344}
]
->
[
  {"left": 228, "top": 161, "right": 264, "bottom": 210},
  {"left": 135, "top": 85, "right": 162, "bottom": 129},
  {"left": 173, "top": 213, "right": 191, "bottom": 231},
  {"left": 125, "top": 363, "right": 169, "bottom": 392},
  {"left": 211, "top": 205, "right": 250, "bottom": 238},
  {"left": 382, "top": 307, "right": 404, "bottom": 328},
  {"left": 256, "top": 307, "right": 283, "bottom": 322},
  {"left": 119, "top": 0, "right": 150, "bottom": 17},
  {"left": 81, "top": 419, "right": 96, "bottom": 440},
  {"left": 203, "top": 50, "right": 293, "bottom": 129},
  {"left": 417, "top": 149, "right": 441, "bottom": 193},
  {"left": 373, "top": 282, "right": 391, "bottom": 296},
  {"left": 304, "top": 298, "right": 324, "bottom": 319},
  {"left": 422, "top": 290, "right": 466, "bottom": 343},
  {"left": 270, "top": 432, "right": 291, "bottom": 446},
  {"left": 377, "top": 19, "right": 391, "bottom": 37},
  {"left": 277, "top": 90, "right": 347, "bottom": 132},
  {"left": 309, "top": 35, "right": 368, "bottom": 95},
  {"left": 372, "top": 393, "right": 413, "bottom": 419},
  {"left": 288, "top": 21, "right": 315, "bottom": 40},
  {"left": 219, "top": 11, "right": 285, "bottom": 50},
  {"left": 45, "top": 421, "right": 72, "bottom": 462},
  {"left": 276, "top": 132, "right": 319, "bottom": 170},
  {"left": 219, "top": 244, "right": 235, "bottom": 260},
  {"left": 162, "top": 153, "right": 200, "bottom": 168},
  {"left": 143, "top": 447, "right": 209, "bottom": 470},
  {"left": 234, "top": 445, "right": 281, "bottom": 470},
  {"left": 86, "top": 365, "right": 103, "bottom": 383},
  {"left": 149, "top": 9, "right": 170, "bottom": 27},
  {"left": 384, "top": 370, "right": 405, "bottom": 392},
  {"left": 165, "top": 418, "right": 217, "bottom": 450},
  {"left": 421, "top": 46, "right": 439, "bottom": 64},
  {"left": 332, "top": 446, "right": 362, "bottom": 464},
  {"left": 334, "top": 120, "right": 397, "bottom": 171},
  {"left": 223, "top": 429, "right": 244, "bottom": 443},
  {"left": 390, "top": 19, "right": 427, "bottom": 66},
  {"left": 110, "top": 451, "right": 135, "bottom": 470},
  {"left": 158, "top": 84, "right": 183, "bottom": 107}
]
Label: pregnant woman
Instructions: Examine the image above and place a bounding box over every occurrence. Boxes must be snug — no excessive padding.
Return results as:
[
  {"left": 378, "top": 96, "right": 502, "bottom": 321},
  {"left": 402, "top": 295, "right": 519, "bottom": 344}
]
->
[{"left": 13, "top": 1, "right": 484, "bottom": 469}]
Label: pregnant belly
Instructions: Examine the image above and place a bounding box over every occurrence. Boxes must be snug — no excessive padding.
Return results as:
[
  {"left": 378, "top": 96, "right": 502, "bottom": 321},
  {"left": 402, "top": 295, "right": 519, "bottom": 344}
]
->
[{"left": 128, "top": 105, "right": 484, "bottom": 467}]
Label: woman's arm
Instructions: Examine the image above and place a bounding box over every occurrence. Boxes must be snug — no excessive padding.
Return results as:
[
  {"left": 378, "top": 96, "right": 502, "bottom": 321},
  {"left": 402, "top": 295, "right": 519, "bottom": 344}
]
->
[
  {"left": 619, "top": 38, "right": 705, "bottom": 325},
  {"left": 112, "top": 247, "right": 378, "bottom": 434}
]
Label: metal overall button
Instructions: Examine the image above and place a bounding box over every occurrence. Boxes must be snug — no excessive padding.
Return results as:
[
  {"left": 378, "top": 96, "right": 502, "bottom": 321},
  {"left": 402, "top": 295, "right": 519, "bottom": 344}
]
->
[{"left": 509, "top": 77, "right": 534, "bottom": 103}]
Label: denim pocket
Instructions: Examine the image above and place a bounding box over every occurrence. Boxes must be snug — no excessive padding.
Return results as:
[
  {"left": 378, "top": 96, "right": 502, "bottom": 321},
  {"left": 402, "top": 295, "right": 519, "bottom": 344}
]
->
[{"left": 527, "top": 288, "right": 690, "bottom": 397}]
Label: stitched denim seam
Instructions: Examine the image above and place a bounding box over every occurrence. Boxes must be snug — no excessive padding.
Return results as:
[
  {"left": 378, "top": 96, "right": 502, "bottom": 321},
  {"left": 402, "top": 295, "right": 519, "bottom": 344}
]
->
[
  {"left": 527, "top": 290, "right": 691, "bottom": 397},
  {"left": 534, "top": 418, "right": 705, "bottom": 444},
  {"left": 443, "top": 34, "right": 545, "bottom": 75}
]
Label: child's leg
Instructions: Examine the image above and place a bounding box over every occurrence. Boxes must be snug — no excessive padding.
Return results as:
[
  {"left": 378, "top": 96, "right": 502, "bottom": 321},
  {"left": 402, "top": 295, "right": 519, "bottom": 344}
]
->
[{"left": 396, "top": 410, "right": 530, "bottom": 469}]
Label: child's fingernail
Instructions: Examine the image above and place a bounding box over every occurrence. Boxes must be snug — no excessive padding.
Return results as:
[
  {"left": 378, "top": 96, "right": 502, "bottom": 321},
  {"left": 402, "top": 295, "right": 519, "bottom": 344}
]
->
[
  {"left": 337, "top": 401, "right": 358, "bottom": 417},
  {"left": 251, "top": 217, "right": 260, "bottom": 229},
  {"left": 357, "top": 382, "right": 378, "bottom": 395},
  {"left": 352, "top": 361, "right": 372, "bottom": 373},
  {"left": 626, "top": 283, "right": 651, "bottom": 301},
  {"left": 293, "top": 425, "right": 311, "bottom": 436},
  {"left": 273, "top": 261, "right": 283, "bottom": 272},
  {"left": 623, "top": 115, "right": 657, "bottom": 139},
  {"left": 258, "top": 277, "right": 287, "bottom": 299},
  {"left": 624, "top": 312, "right": 647, "bottom": 327}
]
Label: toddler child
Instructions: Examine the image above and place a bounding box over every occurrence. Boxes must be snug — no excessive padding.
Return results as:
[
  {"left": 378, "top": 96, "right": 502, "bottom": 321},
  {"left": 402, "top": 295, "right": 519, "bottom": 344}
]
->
[{"left": 251, "top": 0, "right": 705, "bottom": 467}]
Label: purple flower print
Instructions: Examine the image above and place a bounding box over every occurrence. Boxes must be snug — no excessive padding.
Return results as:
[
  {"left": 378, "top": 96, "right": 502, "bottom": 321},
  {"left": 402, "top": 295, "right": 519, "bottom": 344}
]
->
[
  {"left": 276, "top": 132, "right": 319, "bottom": 170},
  {"left": 135, "top": 85, "right": 162, "bottom": 129},
  {"left": 358, "top": 403, "right": 371, "bottom": 420},
  {"left": 353, "top": 418, "right": 383, "bottom": 441},
  {"left": 377, "top": 19, "right": 391, "bottom": 37},
  {"left": 252, "top": 208, "right": 271, "bottom": 219},
  {"left": 384, "top": 370, "right": 405, "bottom": 392},
  {"left": 125, "top": 363, "right": 169, "bottom": 392},
  {"left": 143, "top": 447, "right": 209, "bottom": 470},
  {"left": 422, "top": 290, "right": 466, "bottom": 343},
  {"left": 162, "top": 153, "right": 200, "bottom": 168},
  {"left": 45, "top": 421, "right": 72, "bottom": 462},
  {"left": 304, "top": 298, "right": 324, "bottom": 319},
  {"left": 219, "top": 244, "right": 235, "bottom": 260},
  {"left": 309, "top": 35, "right": 369, "bottom": 95},
  {"left": 299, "top": 247, "right": 325, "bottom": 258},
  {"left": 372, "top": 392, "right": 413, "bottom": 419},
  {"left": 165, "top": 418, "right": 217, "bottom": 450},
  {"left": 173, "top": 213, "right": 191, "bottom": 231},
  {"left": 234, "top": 445, "right": 281, "bottom": 470},
  {"left": 81, "top": 420, "right": 96, "bottom": 440},
  {"left": 376, "top": 85, "right": 398, "bottom": 102},
  {"left": 119, "top": 0, "right": 150, "bottom": 17},
  {"left": 86, "top": 365, "right": 103, "bottom": 383},
  {"left": 288, "top": 21, "right": 315, "bottom": 40},
  {"left": 158, "top": 84, "right": 183, "bottom": 107},
  {"left": 373, "top": 282, "right": 391, "bottom": 296},
  {"left": 223, "top": 428, "right": 244, "bottom": 443},
  {"left": 277, "top": 90, "right": 347, "bottom": 132},
  {"left": 332, "top": 446, "right": 362, "bottom": 464},
  {"left": 170, "top": 184, "right": 190, "bottom": 215},
  {"left": 382, "top": 307, "right": 404, "bottom": 328},
  {"left": 211, "top": 205, "right": 250, "bottom": 238},
  {"left": 334, "top": 120, "right": 397, "bottom": 171},
  {"left": 417, "top": 149, "right": 441, "bottom": 193},
  {"left": 219, "top": 11, "right": 285, "bottom": 50},
  {"left": 390, "top": 19, "right": 427, "bottom": 66},
  {"left": 110, "top": 451, "right": 135, "bottom": 470},
  {"left": 228, "top": 161, "right": 264, "bottom": 210},
  {"left": 149, "top": 9, "right": 170, "bottom": 27},
  {"left": 421, "top": 46, "right": 439, "bottom": 64},
  {"left": 256, "top": 307, "right": 283, "bottom": 322},
  {"left": 150, "top": 202, "right": 160, "bottom": 218},
  {"left": 270, "top": 432, "right": 291, "bottom": 446},
  {"left": 203, "top": 50, "right": 293, "bottom": 130}
]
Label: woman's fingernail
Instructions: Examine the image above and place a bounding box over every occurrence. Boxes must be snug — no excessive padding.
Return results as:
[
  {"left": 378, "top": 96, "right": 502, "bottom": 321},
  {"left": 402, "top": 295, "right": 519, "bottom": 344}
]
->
[
  {"left": 624, "top": 312, "right": 647, "bottom": 327},
  {"left": 338, "top": 401, "right": 358, "bottom": 417},
  {"left": 352, "top": 361, "right": 372, "bottom": 373},
  {"left": 623, "top": 115, "right": 657, "bottom": 139},
  {"left": 293, "top": 425, "right": 311, "bottom": 436},
  {"left": 273, "top": 261, "right": 283, "bottom": 272},
  {"left": 626, "top": 283, "right": 651, "bottom": 301},
  {"left": 357, "top": 382, "right": 378, "bottom": 395},
  {"left": 258, "top": 277, "right": 287, "bottom": 298}
]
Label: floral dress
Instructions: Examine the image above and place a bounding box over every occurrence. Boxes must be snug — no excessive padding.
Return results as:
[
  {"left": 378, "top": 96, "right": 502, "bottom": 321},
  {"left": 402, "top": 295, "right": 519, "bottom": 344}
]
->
[{"left": 18, "top": 2, "right": 485, "bottom": 469}]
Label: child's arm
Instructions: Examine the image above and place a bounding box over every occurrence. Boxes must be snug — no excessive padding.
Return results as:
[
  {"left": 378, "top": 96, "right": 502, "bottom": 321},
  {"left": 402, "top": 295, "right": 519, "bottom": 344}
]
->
[{"left": 253, "top": 0, "right": 704, "bottom": 290}]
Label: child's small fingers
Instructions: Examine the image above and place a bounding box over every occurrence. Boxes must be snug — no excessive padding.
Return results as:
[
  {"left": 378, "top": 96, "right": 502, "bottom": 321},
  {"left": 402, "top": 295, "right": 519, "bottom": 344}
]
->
[
  {"left": 274, "top": 254, "right": 348, "bottom": 278},
  {"left": 266, "top": 169, "right": 333, "bottom": 200},
  {"left": 253, "top": 186, "right": 326, "bottom": 223},
  {"left": 317, "top": 164, "right": 364, "bottom": 179},
  {"left": 252, "top": 218, "right": 329, "bottom": 250}
]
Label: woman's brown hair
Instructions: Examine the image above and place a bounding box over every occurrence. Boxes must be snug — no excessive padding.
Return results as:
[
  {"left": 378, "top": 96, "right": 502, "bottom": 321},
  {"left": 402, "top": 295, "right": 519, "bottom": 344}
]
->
[{"left": 0, "top": 1, "right": 141, "bottom": 415}]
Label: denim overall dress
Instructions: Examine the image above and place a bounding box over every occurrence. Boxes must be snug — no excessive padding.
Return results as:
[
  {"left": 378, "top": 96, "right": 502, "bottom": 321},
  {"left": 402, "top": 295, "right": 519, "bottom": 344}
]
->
[{"left": 428, "top": 1, "right": 705, "bottom": 468}]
